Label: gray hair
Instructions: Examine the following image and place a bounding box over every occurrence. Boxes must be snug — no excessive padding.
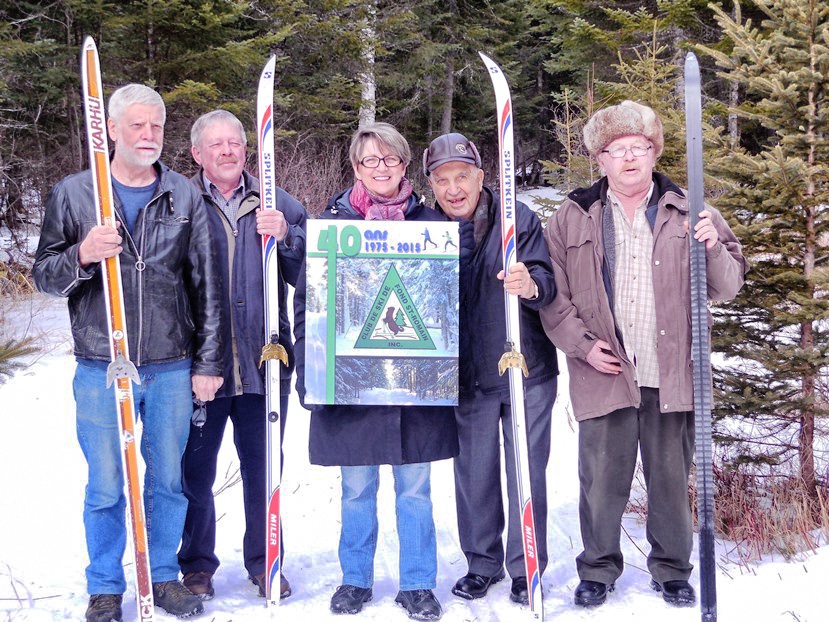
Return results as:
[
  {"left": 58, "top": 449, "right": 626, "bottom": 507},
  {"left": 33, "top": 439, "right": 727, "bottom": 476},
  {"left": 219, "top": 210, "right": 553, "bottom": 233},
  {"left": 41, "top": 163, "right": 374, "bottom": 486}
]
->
[
  {"left": 190, "top": 109, "right": 247, "bottom": 148},
  {"left": 108, "top": 84, "right": 166, "bottom": 125},
  {"left": 348, "top": 122, "right": 411, "bottom": 169}
]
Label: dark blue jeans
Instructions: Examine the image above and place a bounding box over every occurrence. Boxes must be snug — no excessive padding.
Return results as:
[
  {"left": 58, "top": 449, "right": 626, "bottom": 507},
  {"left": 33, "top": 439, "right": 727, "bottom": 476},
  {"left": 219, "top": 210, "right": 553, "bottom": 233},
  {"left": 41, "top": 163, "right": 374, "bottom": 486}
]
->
[{"left": 178, "top": 392, "right": 288, "bottom": 578}]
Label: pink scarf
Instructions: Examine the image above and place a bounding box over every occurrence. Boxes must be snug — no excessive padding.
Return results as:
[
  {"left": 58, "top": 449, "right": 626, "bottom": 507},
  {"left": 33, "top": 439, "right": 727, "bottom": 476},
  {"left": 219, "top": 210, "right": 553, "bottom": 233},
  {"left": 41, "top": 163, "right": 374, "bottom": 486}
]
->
[{"left": 350, "top": 178, "right": 413, "bottom": 221}]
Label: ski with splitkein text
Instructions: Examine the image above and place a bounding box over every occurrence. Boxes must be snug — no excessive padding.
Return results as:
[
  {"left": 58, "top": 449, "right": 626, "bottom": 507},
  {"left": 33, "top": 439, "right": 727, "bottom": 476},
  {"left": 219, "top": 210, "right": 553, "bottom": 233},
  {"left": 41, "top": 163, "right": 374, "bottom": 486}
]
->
[
  {"left": 257, "top": 54, "right": 289, "bottom": 609},
  {"left": 479, "top": 50, "right": 543, "bottom": 621}
]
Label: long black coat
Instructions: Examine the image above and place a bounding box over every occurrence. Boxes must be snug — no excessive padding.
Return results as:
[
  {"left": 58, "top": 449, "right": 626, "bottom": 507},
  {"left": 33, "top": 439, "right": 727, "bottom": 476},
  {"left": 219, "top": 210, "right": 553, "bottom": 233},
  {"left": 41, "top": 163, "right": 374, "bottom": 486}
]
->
[
  {"left": 294, "top": 187, "right": 459, "bottom": 466},
  {"left": 435, "top": 186, "right": 559, "bottom": 399}
]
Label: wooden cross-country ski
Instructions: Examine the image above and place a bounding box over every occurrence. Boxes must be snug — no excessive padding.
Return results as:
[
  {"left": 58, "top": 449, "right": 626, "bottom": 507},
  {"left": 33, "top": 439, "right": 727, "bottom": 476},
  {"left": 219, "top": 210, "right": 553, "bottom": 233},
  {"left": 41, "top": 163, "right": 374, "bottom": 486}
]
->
[{"left": 80, "top": 36, "right": 154, "bottom": 622}]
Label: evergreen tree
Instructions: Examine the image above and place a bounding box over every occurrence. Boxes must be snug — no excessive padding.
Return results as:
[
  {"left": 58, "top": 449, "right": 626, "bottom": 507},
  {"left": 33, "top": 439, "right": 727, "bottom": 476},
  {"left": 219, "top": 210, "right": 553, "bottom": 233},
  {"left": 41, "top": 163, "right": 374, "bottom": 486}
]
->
[
  {"left": 537, "top": 31, "right": 690, "bottom": 220},
  {"left": 699, "top": 0, "right": 829, "bottom": 501}
]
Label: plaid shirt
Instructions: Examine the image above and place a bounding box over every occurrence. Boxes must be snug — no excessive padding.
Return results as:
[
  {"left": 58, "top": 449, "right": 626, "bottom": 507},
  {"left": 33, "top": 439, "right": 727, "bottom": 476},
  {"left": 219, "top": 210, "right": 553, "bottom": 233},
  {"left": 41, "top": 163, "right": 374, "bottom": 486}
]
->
[
  {"left": 203, "top": 171, "right": 246, "bottom": 230},
  {"left": 609, "top": 186, "right": 660, "bottom": 388}
]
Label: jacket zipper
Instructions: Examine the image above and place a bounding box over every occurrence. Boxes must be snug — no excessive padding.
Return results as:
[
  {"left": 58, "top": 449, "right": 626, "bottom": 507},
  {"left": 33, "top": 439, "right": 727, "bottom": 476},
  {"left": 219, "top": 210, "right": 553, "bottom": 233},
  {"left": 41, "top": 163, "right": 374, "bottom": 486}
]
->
[{"left": 116, "top": 184, "right": 170, "bottom": 366}]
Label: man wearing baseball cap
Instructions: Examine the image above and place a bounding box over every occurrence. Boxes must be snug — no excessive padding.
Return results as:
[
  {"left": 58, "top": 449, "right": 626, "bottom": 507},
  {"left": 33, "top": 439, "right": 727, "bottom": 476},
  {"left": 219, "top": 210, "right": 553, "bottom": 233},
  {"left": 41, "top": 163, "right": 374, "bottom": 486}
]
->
[
  {"left": 540, "top": 101, "right": 747, "bottom": 608},
  {"left": 424, "top": 133, "right": 559, "bottom": 607}
]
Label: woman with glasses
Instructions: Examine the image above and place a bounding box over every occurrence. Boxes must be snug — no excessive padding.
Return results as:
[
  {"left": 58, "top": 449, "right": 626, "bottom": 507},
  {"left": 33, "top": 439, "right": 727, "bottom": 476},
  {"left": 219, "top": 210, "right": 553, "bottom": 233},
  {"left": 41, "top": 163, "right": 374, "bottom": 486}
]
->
[
  {"left": 293, "top": 122, "right": 457, "bottom": 620},
  {"left": 539, "top": 101, "right": 747, "bottom": 609}
]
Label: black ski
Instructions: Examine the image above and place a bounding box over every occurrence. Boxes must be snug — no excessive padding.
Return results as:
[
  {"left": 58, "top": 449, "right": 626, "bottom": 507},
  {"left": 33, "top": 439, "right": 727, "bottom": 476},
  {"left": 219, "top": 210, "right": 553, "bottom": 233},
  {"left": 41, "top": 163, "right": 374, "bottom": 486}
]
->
[{"left": 684, "top": 51, "right": 717, "bottom": 622}]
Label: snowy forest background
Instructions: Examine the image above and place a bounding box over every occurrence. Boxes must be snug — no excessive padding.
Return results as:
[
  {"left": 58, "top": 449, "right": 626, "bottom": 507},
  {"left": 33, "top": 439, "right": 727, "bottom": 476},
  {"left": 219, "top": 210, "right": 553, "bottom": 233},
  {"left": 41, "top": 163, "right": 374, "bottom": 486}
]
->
[{"left": 2, "top": 0, "right": 829, "bottom": 565}]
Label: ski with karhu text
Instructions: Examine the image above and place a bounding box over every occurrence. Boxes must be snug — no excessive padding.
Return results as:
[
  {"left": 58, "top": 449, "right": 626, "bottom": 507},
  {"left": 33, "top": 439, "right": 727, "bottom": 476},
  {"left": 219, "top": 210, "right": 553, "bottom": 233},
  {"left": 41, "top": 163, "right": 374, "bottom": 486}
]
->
[
  {"left": 479, "top": 51, "right": 543, "bottom": 621},
  {"left": 684, "top": 51, "right": 718, "bottom": 622},
  {"left": 80, "top": 36, "right": 155, "bottom": 622},
  {"left": 257, "top": 54, "right": 288, "bottom": 609}
]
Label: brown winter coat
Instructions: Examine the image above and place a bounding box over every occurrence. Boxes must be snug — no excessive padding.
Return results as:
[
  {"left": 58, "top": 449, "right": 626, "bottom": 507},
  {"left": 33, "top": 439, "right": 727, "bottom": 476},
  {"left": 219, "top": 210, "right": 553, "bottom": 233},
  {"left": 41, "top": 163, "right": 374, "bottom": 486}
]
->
[{"left": 540, "top": 172, "right": 747, "bottom": 421}]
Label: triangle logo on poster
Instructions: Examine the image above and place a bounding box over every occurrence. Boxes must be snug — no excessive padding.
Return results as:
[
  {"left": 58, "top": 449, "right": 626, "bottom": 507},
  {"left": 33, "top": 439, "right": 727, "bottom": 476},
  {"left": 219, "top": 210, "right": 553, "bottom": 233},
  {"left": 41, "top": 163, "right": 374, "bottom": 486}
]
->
[{"left": 354, "top": 264, "right": 436, "bottom": 350}]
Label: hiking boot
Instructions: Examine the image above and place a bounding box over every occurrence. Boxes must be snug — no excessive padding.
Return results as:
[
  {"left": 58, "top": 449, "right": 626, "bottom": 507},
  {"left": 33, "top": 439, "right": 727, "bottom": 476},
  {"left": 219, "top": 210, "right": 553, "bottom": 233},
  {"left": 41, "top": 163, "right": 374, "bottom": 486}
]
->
[
  {"left": 650, "top": 579, "right": 696, "bottom": 606},
  {"left": 394, "top": 589, "right": 442, "bottom": 621},
  {"left": 451, "top": 569, "right": 505, "bottom": 600},
  {"left": 86, "top": 594, "right": 122, "bottom": 622},
  {"left": 249, "top": 572, "right": 292, "bottom": 599},
  {"left": 152, "top": 580, "right": 204, "bottom": 618},
  {"left": 330, "top": 584, "right": 373, "bottom": 614},
  {"left": 182, "top": 571, "right": 214, "bottom": 601}
]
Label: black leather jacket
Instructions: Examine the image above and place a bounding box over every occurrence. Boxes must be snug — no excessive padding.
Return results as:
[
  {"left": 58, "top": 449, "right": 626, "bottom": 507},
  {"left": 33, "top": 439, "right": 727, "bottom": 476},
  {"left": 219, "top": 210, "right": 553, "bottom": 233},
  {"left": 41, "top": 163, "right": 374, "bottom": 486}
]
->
[{"left": 34, "top": 161, "right": 223, "bottom": 375}]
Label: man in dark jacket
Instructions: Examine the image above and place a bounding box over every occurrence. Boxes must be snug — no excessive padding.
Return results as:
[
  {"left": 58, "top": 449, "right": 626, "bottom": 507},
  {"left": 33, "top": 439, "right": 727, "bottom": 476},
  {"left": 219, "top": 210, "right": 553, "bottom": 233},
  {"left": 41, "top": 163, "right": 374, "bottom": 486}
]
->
[
  {"left": 33, "top": 84, "right": 223, "bottom": 622},
  {"left": 177, "top": 110, "right": 306, "bottom": 602},
  {"left": 423, "top": 133, "right": 558, "bottom": 606}
]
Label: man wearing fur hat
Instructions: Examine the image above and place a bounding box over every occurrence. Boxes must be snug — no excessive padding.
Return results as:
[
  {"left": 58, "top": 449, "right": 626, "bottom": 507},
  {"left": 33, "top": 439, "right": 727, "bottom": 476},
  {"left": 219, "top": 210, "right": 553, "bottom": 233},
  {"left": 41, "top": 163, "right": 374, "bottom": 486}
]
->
[
  {"left": 540, "top": 101, "right": 747, "bottom": 608},
  {"left": 423, "top": 133, "right": 559, "bottom": 607}
]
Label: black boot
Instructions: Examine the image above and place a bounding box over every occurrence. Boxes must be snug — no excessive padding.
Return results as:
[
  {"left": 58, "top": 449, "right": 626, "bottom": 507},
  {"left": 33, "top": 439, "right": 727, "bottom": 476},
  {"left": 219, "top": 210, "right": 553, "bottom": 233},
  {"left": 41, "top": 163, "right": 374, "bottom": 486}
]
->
[
  {"left": 509, "top": 577, "right": 529, "bottom": 605},
  {"left": 650, "top": 579, "right": 696, "bottom": 606},
  {"left": 330, "top": 584, "right": 372, "bottom": 614},
  {"left": 451, "top": 569, "right": 505, "bottom": 600},
  {"left": 395, "top": 589, "right": 442, "bottom": 620},
  {"left": 574, "top": 579, "right": 614, "bottom": 607}
]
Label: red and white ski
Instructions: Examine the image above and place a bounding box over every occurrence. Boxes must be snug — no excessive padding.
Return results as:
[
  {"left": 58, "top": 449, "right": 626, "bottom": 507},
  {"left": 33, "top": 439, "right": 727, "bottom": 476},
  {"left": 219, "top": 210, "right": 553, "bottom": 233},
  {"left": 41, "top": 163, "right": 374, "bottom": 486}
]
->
[
  {"left": 257, "top": 54, "right": 288, "bottom": 608},
  {"left": 479, "top": 51, "right": 543, "bottom": 620},
  {"left": 80, "top": 36, "right": 154, "bottom": 621}
]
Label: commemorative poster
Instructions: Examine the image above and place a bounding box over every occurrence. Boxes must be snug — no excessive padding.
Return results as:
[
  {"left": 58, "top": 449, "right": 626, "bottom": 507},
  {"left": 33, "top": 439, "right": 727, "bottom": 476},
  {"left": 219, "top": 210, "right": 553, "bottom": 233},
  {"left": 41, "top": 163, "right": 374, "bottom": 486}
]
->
[{"left": 304, "top": 220, "right": 460, "bottom": 406}]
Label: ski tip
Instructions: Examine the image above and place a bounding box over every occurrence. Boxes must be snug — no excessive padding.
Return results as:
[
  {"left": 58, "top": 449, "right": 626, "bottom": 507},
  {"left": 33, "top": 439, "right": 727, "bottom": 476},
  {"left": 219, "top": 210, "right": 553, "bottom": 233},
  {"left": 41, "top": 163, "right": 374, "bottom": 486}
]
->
[
  {"left": 685, "top": 51, "right": 699, "bottom": 69},
  {"left": 260, "top": 54, "right": 277, "bottom": 82}
]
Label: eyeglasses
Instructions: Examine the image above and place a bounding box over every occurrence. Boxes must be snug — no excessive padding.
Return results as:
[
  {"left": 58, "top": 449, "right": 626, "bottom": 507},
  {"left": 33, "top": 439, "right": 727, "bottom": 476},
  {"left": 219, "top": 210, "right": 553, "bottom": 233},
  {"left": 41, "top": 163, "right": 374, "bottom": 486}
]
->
[
  {"left": 359, "top": 155, "right": 403, "bottom": 168},
  {"left": 601, "top": 145, "right": 653, "bottom": 158}
]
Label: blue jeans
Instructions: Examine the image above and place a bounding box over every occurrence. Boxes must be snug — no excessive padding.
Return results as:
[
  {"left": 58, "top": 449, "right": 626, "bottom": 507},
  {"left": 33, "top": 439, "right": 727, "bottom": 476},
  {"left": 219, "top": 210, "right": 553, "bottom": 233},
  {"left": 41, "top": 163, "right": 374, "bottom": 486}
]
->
[
  {"left": 74, "top": 361, "right": 192, "bottom": 594},
  {"left": 339, "top": 463, "right": 436, "bottom": 591}
]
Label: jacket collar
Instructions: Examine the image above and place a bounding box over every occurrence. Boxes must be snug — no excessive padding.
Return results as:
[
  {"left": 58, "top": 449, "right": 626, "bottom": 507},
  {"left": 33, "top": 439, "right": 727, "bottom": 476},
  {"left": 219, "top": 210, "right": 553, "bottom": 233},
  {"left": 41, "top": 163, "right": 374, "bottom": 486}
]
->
[
  {"left": 191, "top": 168, "right": 260, "bottom": 200},
  {"left": 568, "top": 171, "right": 686, "bottom": 215}
]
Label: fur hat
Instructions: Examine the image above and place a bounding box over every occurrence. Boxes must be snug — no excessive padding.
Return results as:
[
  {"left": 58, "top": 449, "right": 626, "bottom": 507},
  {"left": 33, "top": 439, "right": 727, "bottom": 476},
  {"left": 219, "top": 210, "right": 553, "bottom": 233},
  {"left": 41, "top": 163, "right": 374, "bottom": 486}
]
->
[
  {"left": 582, "top": 100, "right": 664, "bottom": 158},
  {"left": 423, "top": 132, "right": 482, "bottom": 177}
]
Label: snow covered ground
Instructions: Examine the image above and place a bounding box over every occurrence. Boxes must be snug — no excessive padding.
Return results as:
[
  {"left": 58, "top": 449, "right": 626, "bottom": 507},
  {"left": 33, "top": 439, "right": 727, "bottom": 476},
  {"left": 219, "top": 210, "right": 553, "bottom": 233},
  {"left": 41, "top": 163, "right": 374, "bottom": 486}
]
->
[{"left": 1, "top": 187, "right": 826, "bottom": 621}]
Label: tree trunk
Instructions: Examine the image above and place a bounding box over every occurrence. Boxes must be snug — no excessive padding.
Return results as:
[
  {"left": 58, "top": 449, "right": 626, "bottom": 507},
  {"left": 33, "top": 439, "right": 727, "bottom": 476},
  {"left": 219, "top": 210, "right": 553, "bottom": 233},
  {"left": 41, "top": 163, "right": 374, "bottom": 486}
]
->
[
  {"left": 358, "top": 1, "right": 377, "bottom": 128},
  {"left": 440, "top": 58, "right": 454, "bottom": 134},
  {"left": 799, "top": 41, "right": 821, "bottom": 502}
]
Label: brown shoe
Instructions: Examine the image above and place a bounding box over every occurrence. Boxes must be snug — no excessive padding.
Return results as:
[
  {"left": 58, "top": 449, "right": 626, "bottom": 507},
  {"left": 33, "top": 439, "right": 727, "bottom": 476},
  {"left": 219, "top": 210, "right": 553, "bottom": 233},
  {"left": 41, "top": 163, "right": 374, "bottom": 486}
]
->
[
  {"left": 250, "top": 572, "right": 292, "bottom": 599},
  {"left": 182, "top": 571, "right": 215, "bottom": 601}
]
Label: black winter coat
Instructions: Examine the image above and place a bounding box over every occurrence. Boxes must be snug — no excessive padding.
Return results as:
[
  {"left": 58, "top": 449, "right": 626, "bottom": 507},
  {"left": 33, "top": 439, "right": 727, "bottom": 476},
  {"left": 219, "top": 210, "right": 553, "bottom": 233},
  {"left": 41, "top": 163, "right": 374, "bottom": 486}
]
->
[
  {"left": 34, "top": 161, "right": 223, "bottom": 375},
  {"left": 194, "top": 170, "right": 306, "bottom": 398},
  {"left": 294, "top": 187, "right": 459, "bottom": 466},
  {"left": 435, "top": 186, "right": 559, "bottom": 398}
]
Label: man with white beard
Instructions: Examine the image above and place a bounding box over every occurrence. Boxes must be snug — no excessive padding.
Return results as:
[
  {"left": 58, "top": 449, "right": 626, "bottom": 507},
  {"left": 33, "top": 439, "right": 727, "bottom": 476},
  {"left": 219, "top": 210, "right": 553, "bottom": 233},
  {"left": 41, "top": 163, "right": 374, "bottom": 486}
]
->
[{"left": 34, "top": 83, "right": 224, "bottom": 622}]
